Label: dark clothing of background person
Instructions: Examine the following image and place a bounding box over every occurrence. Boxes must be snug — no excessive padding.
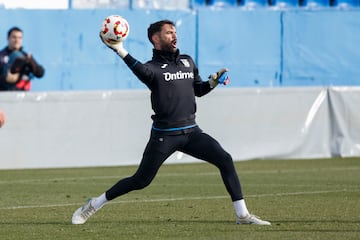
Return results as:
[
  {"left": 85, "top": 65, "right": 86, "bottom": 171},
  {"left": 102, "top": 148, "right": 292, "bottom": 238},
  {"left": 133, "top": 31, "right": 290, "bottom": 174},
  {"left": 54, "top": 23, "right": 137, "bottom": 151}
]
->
[{"left": 0, "top": 47, "right": 44, "bottom": 91}]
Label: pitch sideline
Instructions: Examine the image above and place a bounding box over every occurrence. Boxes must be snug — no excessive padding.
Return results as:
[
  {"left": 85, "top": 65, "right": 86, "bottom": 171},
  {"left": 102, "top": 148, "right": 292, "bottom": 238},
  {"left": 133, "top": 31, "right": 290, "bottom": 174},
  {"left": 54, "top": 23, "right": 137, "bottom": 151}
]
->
[{"left": 1, "top": 188, "right": 357, "bottom": 210}]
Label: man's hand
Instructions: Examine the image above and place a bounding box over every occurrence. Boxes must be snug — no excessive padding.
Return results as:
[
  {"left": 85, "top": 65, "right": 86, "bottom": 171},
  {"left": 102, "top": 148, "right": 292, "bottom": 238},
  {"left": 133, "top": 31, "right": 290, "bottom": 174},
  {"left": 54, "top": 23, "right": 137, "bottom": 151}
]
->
[
  {"left": 10, "top": 57, "right": 26, "bottom": 74},
  {"left": 99, "top": 33, "right": 128, "bottom": 58},
  {"left": 208, "top": 68, "right": 230, "bottom": 88},
  {"left": 6, "top": 70, "right": 20, "bottom": 83}
]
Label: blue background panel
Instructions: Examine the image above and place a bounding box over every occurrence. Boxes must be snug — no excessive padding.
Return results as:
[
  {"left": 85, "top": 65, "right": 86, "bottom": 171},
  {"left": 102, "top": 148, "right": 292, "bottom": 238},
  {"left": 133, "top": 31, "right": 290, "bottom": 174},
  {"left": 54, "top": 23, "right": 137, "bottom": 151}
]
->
[
  {"left": 282, "top": 11, "right": 360, "bottom": 86},
  {"left": 1, "top": 9, "right": 360, "bottom": 91},
  {"left": 0, "top": 9, "right": 196, "bottom": 91},
  {"left": 198, "top": 9, "right": 281, "bottom": 87}
]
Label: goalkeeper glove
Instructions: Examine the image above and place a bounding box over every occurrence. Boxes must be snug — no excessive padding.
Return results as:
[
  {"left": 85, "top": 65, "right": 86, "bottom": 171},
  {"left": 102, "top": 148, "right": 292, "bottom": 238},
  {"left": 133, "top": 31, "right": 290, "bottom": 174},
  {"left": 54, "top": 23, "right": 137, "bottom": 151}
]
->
[
  {"left": 99, "top": 32, "right": 128, "bottom": 58},
  {"left": 208, "top": 68, "right": 230, "bottom": 88}
]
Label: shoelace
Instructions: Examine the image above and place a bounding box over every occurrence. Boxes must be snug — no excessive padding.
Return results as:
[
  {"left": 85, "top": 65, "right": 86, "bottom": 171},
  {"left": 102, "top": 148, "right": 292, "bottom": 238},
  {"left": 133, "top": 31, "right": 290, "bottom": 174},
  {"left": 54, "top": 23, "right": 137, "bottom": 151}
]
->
[
  {"left": 238, "top": 214, "right": 261, "bottom": 222},
  {"left": 249, "top": 214, "right": 261, "bottom": 219},
  {"left": 248, "top": 215, "right": 260, "bottom": 222},
  {"left": 80, "top": 203, "right": 96, "bottom": 219}
]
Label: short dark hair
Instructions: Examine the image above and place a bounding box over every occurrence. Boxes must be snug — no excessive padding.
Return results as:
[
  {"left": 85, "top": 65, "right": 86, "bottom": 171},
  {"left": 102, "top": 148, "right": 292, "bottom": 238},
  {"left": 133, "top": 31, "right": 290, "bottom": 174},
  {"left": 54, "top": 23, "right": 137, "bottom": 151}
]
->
[
  {"left": 147, "top": 20, "right": 175, "bottom": 45},
  {"left": 7, "top": 26, "right": 23, "bottom": 38}
]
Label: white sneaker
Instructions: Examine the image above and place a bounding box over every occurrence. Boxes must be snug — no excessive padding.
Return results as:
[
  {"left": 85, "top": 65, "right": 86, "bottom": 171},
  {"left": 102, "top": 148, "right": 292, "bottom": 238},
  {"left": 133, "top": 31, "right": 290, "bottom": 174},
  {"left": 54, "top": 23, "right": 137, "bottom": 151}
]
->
[
  {"left": 236, "top": 214, "right": 271, "bottom": 225},
  {"left": 72, "top": 198, "right": 97, "bottom": 225}
]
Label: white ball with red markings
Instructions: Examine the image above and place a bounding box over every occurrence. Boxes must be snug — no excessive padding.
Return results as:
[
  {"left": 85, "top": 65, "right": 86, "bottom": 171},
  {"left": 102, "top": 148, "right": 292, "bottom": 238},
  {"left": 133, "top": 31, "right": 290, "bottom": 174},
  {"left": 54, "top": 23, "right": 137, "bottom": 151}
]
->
[{"left": 100, "top": 15, "right": 130, "bottom": 44}]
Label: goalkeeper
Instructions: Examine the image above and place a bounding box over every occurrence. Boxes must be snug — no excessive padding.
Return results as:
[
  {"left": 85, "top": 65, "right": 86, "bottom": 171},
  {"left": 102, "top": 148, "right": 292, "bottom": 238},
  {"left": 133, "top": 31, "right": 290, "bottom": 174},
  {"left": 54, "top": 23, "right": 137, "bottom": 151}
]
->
[{"left": 72, "top": 19, "right": 270, "bottom": 226}]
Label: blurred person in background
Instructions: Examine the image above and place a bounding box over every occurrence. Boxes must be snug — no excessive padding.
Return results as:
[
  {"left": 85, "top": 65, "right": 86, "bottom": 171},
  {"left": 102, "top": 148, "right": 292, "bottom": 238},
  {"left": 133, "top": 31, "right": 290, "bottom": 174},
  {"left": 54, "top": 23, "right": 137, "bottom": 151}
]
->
[{"left": 0, "top": 26, "right": 45, "bottom": 91}]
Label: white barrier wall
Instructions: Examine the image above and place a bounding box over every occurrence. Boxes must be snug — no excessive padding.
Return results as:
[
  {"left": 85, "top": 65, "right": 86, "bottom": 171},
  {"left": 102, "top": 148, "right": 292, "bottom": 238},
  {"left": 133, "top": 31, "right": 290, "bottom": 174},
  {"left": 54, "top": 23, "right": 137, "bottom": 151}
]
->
[{"left": 1, "top": 87, "right": 360, "bottom": 169}]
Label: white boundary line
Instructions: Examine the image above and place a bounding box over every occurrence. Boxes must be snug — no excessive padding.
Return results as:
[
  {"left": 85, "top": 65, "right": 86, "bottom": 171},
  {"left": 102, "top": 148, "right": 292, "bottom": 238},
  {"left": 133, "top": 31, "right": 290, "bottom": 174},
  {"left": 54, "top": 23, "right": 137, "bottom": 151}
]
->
[
  {"left": 1, "top": 189, "right": 358, "bottom": 210},
  {"left": 0, "top": 166, "right": 359, "bottom": 185}
]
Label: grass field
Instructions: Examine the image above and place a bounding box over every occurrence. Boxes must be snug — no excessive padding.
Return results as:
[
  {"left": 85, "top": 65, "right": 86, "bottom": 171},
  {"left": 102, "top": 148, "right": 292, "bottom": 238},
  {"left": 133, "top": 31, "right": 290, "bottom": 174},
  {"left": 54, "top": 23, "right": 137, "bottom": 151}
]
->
[{"left": 0, "top": 157, "right": 359, "bottom": 240}]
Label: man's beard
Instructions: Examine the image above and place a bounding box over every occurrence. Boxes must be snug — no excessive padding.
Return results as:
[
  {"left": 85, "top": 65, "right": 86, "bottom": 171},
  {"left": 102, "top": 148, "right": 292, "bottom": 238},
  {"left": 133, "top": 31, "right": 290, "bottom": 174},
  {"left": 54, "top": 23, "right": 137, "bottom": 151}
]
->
[{"left": 159, "top": 41, "right": 176, "bottom": 53}]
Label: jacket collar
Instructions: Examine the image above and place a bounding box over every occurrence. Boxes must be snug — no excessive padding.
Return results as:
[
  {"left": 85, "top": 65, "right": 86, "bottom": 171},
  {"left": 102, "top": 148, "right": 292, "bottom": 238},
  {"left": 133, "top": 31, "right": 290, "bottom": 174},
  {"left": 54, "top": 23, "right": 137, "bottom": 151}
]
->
[
  {"left": 152, "top": 48, "right": 180, "bottom": 63},
  {"left": 4, "top": 46, "right": 24, "bottom": 53}
]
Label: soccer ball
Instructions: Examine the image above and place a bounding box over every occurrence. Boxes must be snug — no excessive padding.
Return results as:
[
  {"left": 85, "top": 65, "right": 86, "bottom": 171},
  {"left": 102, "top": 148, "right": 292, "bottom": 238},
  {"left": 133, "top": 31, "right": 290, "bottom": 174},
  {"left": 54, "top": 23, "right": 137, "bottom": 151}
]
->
[{"left": 100, "top": 15, "right": 130, "bottom": 44}]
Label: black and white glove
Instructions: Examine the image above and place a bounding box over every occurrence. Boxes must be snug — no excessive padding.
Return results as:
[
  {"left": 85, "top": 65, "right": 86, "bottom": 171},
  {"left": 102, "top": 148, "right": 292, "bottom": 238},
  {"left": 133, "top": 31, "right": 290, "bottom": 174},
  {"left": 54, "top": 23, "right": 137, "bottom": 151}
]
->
[
  {"left": 99, "top": 32, "right": 128, "bottom": 58},
  {"left": 208, "top": 68, "right": 230, "bottom": 88}
]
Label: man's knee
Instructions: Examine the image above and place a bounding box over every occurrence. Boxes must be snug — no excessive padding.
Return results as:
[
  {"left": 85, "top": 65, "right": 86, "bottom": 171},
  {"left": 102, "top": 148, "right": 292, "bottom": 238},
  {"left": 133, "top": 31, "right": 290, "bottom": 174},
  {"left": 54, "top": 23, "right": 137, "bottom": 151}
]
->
[
  {"left": 216, "top": 151, "right": 234, "bottom": 170},
  {"left": 224, "top": 152, "right": 233, "bottom": 162},
  {"left": 132, "top": 175, "right": 152, "bottom": 190}
]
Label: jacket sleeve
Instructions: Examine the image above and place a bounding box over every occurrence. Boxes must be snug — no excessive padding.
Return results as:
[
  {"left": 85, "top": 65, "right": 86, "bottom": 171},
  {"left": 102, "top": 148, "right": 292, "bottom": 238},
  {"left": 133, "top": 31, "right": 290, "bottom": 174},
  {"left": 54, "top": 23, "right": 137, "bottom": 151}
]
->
[
  {"left": 191, "top": 58, "right": 212, "bottom": 97},
  {"left": 27, "top": 56, "right": 45, "bottom": 78},
  {"left": 123, "top": 54, "right": 154, "bottom": 88},
  {"left": 0, "top": 65, "right": 5, "bottom": 83},
  {"left": 0, "top": 53, "right": 7, "bottom": 85}
]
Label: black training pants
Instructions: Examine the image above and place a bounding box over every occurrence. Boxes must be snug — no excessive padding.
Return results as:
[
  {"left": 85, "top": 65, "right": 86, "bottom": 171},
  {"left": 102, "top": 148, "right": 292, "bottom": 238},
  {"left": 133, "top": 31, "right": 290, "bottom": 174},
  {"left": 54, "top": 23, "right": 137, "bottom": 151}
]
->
[{"left": 106, "top": 127, "right": 243, "bottom": 201}]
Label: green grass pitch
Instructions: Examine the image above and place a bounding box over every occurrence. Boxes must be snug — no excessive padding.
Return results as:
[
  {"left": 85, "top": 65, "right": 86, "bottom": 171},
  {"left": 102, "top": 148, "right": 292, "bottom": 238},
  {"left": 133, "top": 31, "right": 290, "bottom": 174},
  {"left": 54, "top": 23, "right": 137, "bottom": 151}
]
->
[{"left": 0, "top": 158, "right": 359, "bottom": 240}]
